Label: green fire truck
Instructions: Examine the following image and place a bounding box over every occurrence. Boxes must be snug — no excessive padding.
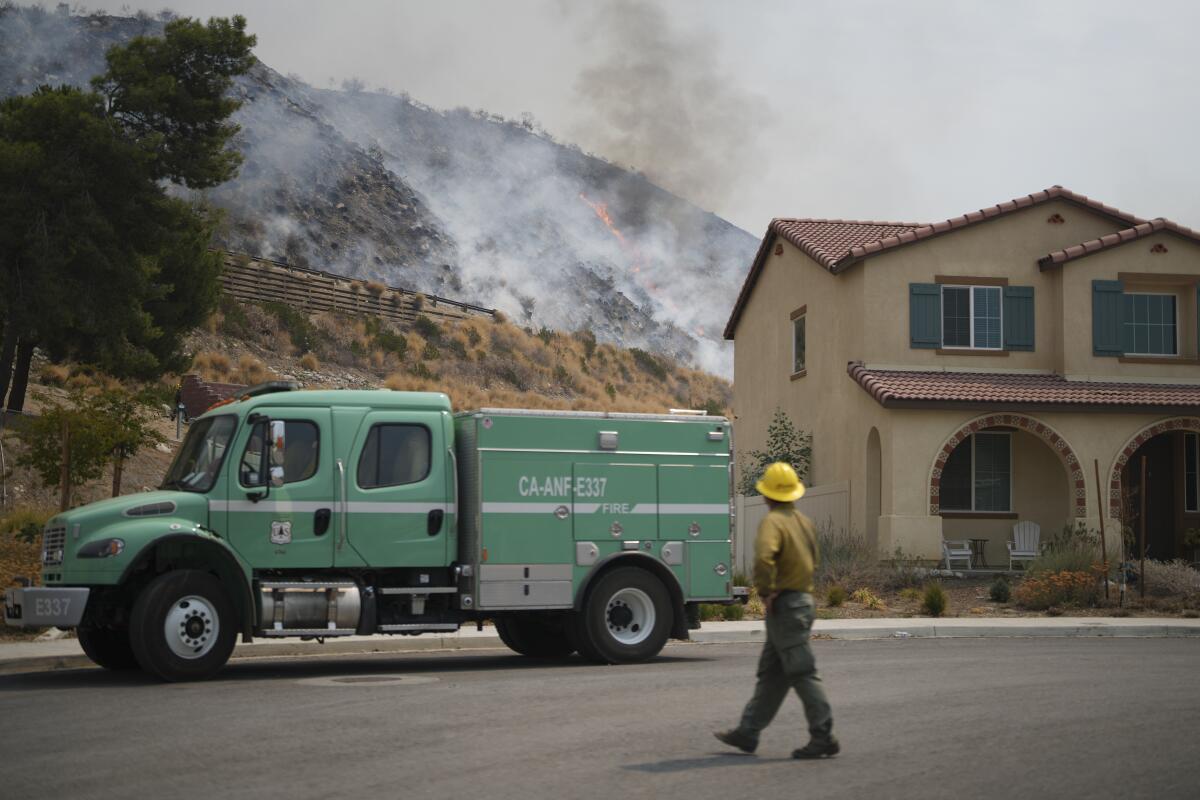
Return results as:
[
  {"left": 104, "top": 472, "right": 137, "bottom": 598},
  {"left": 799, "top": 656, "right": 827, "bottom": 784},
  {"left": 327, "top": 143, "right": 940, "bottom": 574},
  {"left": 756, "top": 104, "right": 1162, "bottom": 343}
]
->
[{"left": 5, "top": 383, "right": 734, "bottom": 681}]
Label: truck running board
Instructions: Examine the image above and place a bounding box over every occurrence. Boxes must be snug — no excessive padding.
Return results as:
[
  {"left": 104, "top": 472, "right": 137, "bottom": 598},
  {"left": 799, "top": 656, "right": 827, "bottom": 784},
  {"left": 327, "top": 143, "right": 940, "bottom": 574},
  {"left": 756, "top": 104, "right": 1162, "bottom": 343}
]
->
[
  {"left": 377, "top": 623, "right": 460, "bottom": 633},
  {"left": 258, "top": 628, "right": 358, "bottom": 637}
]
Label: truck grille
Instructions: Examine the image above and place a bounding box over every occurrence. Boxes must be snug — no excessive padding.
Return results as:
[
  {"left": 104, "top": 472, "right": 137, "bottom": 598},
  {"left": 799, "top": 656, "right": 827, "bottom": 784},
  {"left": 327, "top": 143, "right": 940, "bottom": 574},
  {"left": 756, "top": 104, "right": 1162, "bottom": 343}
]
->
[{"left": 42, "top": 525, "right": 66, "bottom": 566}]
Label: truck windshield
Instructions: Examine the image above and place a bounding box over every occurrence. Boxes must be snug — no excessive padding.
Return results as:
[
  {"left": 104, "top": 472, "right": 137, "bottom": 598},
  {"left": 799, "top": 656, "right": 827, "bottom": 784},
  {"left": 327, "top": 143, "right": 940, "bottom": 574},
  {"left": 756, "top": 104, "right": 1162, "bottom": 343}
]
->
[{"left": 161, "top": 415, "right": 237, "bottom": 493}]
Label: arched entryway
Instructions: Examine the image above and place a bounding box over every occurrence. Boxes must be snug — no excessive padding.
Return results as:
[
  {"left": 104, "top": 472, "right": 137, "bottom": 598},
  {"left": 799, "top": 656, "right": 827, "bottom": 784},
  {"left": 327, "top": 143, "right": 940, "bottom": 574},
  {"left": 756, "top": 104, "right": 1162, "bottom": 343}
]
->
[
  {"left": 930, "top": 413, "right": 1086, "bottom": 517},
  {"left": 1108, "top": 417, "right": 1200, "bottom": 561},
  {"left": 929, "top": 413, "right": 1084, "bottom": 568}
]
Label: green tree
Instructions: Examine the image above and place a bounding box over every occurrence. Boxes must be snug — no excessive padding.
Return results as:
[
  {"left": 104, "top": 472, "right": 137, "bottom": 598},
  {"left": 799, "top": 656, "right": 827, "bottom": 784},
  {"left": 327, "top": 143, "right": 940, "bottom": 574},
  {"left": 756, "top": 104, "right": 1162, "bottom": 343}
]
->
[
  {"left": 10, "top": 393, "right": 113, "bottom": 510},
  {"left": 0, "top": 15, "right": 256, "bottom": 412},
  {"left": 92, "top": 389, "right": 167, "bottom": 497},
  {"left": 737, "top": 407, "right": 813, "bottom": 496}
]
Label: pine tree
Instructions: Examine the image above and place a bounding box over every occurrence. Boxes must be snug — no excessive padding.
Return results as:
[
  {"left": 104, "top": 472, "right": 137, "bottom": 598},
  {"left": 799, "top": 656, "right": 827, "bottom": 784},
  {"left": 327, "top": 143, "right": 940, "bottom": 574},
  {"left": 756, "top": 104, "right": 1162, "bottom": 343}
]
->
[{"left": 0, "top": 16, "right": 256, "bottom": 412}]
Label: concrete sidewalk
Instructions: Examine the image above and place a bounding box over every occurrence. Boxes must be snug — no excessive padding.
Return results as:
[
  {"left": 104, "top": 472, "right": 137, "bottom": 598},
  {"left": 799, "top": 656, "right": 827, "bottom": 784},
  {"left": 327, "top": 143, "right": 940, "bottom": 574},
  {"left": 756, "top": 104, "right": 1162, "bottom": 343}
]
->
[{"left": 4, "top": 616, "right": 1199, "bottom": 675}]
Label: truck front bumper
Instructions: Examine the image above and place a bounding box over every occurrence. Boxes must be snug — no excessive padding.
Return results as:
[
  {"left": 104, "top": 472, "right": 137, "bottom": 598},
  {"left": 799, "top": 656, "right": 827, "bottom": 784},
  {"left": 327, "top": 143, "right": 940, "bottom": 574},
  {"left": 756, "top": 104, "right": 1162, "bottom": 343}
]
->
[{"left": 4, "top": 587, "right": 90, "bottom": 628}]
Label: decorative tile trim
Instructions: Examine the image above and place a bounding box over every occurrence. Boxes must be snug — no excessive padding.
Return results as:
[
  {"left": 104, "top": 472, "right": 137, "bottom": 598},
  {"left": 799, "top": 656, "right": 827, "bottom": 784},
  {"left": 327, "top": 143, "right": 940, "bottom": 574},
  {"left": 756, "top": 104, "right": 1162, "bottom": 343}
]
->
[{"left": 928, "top": 413, "right": 1087, "bottom": 518}]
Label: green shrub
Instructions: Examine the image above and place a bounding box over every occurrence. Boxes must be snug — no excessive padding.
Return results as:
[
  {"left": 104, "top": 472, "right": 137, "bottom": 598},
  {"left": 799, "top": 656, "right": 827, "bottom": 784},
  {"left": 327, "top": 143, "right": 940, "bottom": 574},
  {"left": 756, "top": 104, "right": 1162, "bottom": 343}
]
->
[
  {"left": 422, "top": 342, "right": 440, "bottom": 361},
  {"left": 629, "top": 348, "right": 668, "bottom": 380},
  {"left": 374, "top": 330, "right": 408, "bottom": 360},
  {"left": 413, "top": 315, "right": 441, "bottom": 341},
  {"left": 0, "top": 508, "right": 54, "bottom": 544},
  {"left": 825, "top": 585, "right": 846, "bottom": 607},
  {"left": 921, "top": 582, "right": 948, "bottom": 617},
  {"left": 465, "top": 327, "right": 482, "bottom": 347},
  {"left": 537, "top": 326, "right": 554, "bottom": 345},
  {"left": 698, "top": 603, "right": 725, "bottom": 622},
  {"left": 217, "top": 296, "right": 252, "bottom": 339},
  {"left": 260, "top": 301, "right": 327, "bottom": 353},
  {"left": 722, "top": 603, "right": 745, "bottom": 621},
  {"left": 899, "top": 587, "right": 921, "bottom": 602},
  {"left": 412, "top": 362, "right": 436, "bottom": 381},
  {"left": 604, "top": 382, "right": 617, "bottom": 401},
  {"left": 989, "top": 575, "right": 1012, "bottom": 603},
  {"left": 447, "top": 338, "right": 468, "bottom": 360}
]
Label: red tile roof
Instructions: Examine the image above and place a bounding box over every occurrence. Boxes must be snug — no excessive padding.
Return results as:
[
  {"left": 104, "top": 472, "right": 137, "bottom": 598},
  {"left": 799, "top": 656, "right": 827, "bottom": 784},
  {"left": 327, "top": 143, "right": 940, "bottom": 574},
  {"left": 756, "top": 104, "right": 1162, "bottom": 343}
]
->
[
  {"left": 1038, "top": 217, "right": 1200, "bottom": 268},
  {"left": 724, "top": 185, "right": 1146, "bottom": 339},
  {"left": 848, "top": 362, "right": 1200, "bottom": 411}
]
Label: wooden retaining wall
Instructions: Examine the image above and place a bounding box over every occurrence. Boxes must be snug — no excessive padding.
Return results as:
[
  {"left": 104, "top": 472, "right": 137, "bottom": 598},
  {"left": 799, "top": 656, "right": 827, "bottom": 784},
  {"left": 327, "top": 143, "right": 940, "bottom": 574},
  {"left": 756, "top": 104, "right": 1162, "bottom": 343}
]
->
[{"left": 219, "top": 252, "right": 495, "bottom": 326}]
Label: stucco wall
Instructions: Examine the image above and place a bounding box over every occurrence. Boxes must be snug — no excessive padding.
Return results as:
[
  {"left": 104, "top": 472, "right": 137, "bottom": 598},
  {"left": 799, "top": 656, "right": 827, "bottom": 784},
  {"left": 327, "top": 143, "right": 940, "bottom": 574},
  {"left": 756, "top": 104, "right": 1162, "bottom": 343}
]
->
[{"left": 860, "top": 200, "right": 1119, "bottom": 371}]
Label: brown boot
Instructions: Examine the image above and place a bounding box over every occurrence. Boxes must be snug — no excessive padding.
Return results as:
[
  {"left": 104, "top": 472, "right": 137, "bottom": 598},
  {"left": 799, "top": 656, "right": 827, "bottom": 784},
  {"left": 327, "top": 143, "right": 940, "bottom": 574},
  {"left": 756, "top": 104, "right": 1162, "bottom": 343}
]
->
[
  {"left": 713, "top": 729, "right": 758, "bottom": 754},
  {"left": 792, "top": 738, "right": 839, "bottom": 759}
]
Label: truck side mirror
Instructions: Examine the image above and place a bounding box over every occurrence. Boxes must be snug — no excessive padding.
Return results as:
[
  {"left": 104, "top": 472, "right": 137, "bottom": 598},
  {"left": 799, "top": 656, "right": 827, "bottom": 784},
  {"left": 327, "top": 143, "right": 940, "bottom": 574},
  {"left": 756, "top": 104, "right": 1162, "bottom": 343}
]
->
[{"left": 269, "top": 420, "right": 286, "bottom": 488}]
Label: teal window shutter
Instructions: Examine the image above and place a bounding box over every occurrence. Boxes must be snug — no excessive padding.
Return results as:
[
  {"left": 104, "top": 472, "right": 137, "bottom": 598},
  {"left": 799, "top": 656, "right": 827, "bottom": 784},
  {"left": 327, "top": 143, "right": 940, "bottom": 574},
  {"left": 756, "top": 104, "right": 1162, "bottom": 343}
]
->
[
  {"left": 910, "top": 283, "right": 941, "bottom": 349},
  {"left": 1003, "top": 286, "right": 1035, "bottom": 351},
  {"left": 1092, "top": 280, "right": 1124, "bottom": 357}
]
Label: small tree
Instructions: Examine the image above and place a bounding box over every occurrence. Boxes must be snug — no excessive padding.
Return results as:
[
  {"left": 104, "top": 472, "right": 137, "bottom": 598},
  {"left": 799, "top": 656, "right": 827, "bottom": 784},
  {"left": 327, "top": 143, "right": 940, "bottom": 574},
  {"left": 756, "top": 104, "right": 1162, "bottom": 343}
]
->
[
  {"left": 738, "top": 407, "right": 812, "bottom": 496},
  {"left": 91, "top": 389, "right": 166, "bottom": 496},
  {"left": 11, "top": 393, "right": 112, "bottom": 509}
]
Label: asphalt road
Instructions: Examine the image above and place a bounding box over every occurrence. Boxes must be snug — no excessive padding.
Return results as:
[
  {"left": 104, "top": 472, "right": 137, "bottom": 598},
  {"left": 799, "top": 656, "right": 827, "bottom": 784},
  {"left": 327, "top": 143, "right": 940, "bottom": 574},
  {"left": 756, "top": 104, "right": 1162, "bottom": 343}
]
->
[{"left": 3, "top": 638, "right": 1198, "bottom": 799}]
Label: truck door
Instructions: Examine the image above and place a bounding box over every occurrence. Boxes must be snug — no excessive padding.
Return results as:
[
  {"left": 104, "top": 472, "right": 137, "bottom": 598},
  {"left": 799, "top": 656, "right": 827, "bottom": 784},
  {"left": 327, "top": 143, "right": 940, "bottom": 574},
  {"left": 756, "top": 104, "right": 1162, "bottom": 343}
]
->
[
  {"left": 338, "top": 411, "right": 450, "bottom": 568},
  {"left": 221, "top": 408, "right": 335, "bottom": 569}
]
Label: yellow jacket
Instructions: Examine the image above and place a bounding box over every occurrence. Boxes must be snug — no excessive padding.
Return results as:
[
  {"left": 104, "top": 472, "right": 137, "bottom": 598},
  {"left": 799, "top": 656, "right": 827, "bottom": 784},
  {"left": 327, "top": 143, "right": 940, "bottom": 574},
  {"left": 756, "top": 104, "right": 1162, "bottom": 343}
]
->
[{"left": 752, "top": 505, "right": 819, "bottom": 596}]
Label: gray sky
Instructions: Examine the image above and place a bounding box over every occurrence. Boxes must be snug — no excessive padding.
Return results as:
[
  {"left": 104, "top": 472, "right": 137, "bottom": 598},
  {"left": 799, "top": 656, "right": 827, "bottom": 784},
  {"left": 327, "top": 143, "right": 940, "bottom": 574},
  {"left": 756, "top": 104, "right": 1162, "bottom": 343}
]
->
[{"left": 88, "top": 0, "right": 1200, "bottom": 234}]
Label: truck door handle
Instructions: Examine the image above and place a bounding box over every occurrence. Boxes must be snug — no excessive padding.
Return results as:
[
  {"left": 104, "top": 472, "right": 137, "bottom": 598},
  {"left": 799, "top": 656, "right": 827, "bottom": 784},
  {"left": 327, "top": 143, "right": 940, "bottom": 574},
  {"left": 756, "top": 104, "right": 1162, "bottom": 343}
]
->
[
  {"left": 314, "top": 508, "right": 331, "bottom": 536},
  {"left": 427, "top": 509, "right": 444, "bottom": 536}
]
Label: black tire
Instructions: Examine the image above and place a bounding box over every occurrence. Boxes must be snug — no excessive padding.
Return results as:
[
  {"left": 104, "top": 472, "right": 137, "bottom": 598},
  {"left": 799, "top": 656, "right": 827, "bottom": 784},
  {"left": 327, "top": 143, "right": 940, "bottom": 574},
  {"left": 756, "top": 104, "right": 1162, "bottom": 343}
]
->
[
  {"left": 76, "top": 626, "right": 140, "bottom": 671},
  {"left": 129, "top": 570, "right": 238, "bottom": 682},
  {"left": 580, "top": 567, "right": 672, "bottom": 664},
  {"left": 565, "top": 611, "right": 605, "bottom": 663},
  {"left": 495, "top": 615, "right": 575, "bottom": 658}
]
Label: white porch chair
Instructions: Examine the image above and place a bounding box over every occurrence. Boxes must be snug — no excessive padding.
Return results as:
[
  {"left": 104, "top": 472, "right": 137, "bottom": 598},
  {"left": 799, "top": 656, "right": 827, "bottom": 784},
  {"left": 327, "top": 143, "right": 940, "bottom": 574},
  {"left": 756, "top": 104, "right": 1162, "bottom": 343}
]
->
[
  {"left": 1008, "top": 521, "right": 1042, "bottom": 570},
  {"left": 942, "top": 539, "right": 973, "bottom": 571}
]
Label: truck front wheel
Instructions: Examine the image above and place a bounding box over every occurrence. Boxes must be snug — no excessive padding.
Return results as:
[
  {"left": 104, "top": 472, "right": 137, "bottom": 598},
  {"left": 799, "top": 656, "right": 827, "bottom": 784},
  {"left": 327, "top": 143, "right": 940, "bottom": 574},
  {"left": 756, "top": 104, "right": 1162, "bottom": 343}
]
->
[
  {"left": 128, "top": 570, "right": 238, "bottom": 682},
  {"left": 77, "top": 626, "right": 140, "bottom": 671},
  {"left": 580, "top": 567, "right": 671, "bottom": 664}
]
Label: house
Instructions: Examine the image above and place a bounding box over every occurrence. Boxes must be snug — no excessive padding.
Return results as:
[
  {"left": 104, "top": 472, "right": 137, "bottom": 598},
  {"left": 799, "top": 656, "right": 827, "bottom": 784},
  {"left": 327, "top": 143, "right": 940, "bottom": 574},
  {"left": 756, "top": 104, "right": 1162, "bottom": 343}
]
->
[{"left": 725, "top": 186, "right": 1200, "bottom": 566}]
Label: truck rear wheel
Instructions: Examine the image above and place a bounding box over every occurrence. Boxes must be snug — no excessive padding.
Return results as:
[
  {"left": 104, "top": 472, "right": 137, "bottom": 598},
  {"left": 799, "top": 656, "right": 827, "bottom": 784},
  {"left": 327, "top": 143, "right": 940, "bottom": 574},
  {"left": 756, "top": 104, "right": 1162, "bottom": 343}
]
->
[
  {"left": 77, "top": 626, "right": 140, "bottom": 671},
  {"left": 495, "top": 615, "right": 575, "bottom": 658},
  {"left": 129, "top": 570, "right": 238, "bottom": 682},
  {"left": 579, "top": 567, "right": 671, "bottom": 664}
]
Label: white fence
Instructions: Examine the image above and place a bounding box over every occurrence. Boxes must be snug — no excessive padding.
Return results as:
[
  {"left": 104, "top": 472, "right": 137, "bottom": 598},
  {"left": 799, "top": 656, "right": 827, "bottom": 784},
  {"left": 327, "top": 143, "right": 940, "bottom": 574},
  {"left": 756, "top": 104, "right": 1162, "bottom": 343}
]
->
[{"left": 733, "top": 482, "right": 850, "bottom": 576}]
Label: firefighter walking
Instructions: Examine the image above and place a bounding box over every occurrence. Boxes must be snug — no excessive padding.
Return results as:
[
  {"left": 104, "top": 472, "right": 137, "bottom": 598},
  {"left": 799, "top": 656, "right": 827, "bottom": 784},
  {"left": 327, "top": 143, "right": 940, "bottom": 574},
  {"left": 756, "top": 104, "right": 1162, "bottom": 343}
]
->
[{"left": 715, "top": 462, "right": 838, "bottom": 759}]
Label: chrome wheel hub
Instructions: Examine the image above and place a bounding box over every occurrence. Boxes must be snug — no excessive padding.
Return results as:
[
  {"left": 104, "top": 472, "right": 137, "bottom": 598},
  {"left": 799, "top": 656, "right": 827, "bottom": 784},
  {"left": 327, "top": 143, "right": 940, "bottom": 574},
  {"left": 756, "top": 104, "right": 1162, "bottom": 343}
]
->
[
  {"left": 164, "top": 595, "right": 219, "bottom": 659},
  {"left": 605, "top": 587, "right": 654, "bottom": 646}
]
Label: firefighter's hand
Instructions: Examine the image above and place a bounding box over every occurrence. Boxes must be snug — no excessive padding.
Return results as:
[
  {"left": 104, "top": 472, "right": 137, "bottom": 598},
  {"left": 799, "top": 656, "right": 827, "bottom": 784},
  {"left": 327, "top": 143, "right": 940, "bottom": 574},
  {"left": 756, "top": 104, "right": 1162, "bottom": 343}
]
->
[{"left": 763, "top": 591, "right": 779, "bottom": 616}]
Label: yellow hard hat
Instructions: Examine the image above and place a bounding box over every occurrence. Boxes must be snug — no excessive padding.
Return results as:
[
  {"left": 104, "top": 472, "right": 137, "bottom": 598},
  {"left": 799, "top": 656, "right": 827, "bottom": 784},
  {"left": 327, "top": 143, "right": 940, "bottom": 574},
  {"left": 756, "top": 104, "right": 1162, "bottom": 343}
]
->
[{"left": 755, "top": 462, "right": 806, "bottom": 502}]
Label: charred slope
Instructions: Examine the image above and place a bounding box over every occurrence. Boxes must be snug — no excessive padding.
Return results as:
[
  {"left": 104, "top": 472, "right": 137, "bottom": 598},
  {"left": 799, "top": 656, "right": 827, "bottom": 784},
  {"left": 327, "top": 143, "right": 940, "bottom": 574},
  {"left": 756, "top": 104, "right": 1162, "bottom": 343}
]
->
[{"left": 0, "top": 8, "right": 757, "bottom": 375}]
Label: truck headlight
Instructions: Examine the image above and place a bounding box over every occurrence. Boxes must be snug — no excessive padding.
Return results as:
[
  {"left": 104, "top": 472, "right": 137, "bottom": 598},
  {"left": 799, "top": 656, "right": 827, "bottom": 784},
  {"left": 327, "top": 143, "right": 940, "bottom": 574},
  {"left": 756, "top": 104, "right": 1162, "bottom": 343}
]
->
[{"left": 77, "top": 538, "right": 125, "bottom": 558}]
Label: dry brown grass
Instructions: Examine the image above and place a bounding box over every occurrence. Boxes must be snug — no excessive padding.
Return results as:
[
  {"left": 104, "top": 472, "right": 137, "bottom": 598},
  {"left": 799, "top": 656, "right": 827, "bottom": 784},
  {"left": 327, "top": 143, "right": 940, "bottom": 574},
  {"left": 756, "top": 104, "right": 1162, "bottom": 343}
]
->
[
  {"left": 366, "top": 280, "right": 386, "bottom": 296},
  {"left": 192, "top": 351, "right": 232, "bottom": 381},
  {"left": 232, "top": 354, "right": 271, "bottom": 385},
  {"left": 39, "top": 364, "right": 71, "bottom": 387},
  {"left": 299, "top": 352, "right": 320, "bottom": 371}
]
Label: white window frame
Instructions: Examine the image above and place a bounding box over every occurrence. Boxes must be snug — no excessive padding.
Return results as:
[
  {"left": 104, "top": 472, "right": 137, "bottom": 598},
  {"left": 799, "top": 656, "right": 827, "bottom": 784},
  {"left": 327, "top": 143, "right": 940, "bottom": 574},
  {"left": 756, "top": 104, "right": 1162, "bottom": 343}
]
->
[
  {"left": 941, "top": 431, "right": 1013, "bottom": 513},
  {"left": 791, "top": 312, "right": 806, "bottom": 375},
  {"left": 940, "top": 285, "right": 1003, "bottom": 350},
  {"left": 1123, "top": 291, "right": 1179, "bottom": 357},
  {"left": 1186, "top": 432, "right": 1199, "bottom": 513}
]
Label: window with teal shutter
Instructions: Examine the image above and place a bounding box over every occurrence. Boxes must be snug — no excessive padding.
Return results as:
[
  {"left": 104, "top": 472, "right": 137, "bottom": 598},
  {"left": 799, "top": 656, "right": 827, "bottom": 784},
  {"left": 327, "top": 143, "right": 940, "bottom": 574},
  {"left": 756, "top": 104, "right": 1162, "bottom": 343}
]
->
[
  {"left": 1003, "top": 286, "right": 1035, "bottom": 351},
  {"left": 909, "top": 283, "right": 940, "bottom": 348},
  {"left": 1092, "top": 280, "right": 1124, "bottom": 357}
]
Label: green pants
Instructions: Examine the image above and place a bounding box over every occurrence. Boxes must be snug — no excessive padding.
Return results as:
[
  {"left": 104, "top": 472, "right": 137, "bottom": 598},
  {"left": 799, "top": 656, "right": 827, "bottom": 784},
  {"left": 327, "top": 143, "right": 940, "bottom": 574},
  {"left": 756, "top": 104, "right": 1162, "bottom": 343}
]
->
[{"left": 737, "top": 591, "right": 834, "bottom": 744}]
